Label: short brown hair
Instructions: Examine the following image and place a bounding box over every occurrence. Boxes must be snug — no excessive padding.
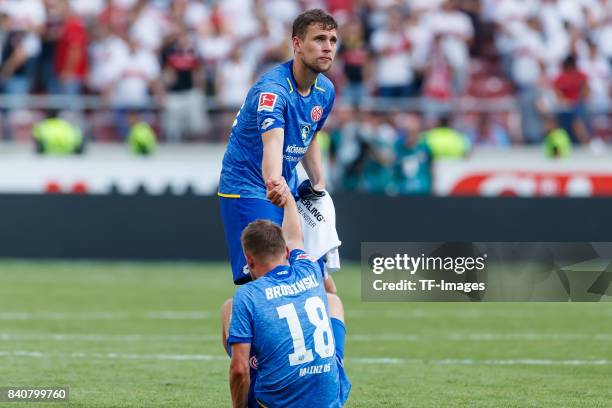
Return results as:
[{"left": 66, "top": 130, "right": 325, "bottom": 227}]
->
[
  {"left": 292, "top": 9, "right": 338, "bottom": 39},
  {"left": 241, "top": 220, "right": 286, "bottom": 261}
]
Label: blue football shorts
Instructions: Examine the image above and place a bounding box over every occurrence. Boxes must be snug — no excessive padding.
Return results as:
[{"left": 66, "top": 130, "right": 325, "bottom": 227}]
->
[
  {"left": 219, "top": 195, "right": 328, "bottom": 285},
  {"left": 219, "top": 197, "right": 284, "bottom": 285}
]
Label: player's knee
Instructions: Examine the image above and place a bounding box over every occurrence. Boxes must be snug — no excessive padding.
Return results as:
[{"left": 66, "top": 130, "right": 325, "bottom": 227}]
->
[{"left": 326, "top": 293, "right": 344, "bottom": 322}]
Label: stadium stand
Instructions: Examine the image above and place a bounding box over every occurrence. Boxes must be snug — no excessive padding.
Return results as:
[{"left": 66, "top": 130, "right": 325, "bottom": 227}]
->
[{"left": 0, "top": 0, "right": 610, "bottom": 193}]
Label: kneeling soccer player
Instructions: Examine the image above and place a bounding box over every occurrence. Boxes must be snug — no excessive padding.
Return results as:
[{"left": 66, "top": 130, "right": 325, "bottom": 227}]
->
[{"left": 221, "top": 184, "right": 350, "bottom": 408}]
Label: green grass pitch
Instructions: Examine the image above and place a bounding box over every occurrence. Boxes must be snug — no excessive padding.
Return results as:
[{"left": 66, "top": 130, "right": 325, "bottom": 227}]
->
[{"left": 0, "top": 261, "right": 611, "bottom": 407}]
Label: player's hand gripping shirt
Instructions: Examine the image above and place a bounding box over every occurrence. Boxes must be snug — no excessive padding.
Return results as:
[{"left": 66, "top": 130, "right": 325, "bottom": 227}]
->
[
  {"left": 228, "top": 249, "right": 350, "bottom": 408},
  {"left": 219, "top": 60, "right": 335, "bottom": 199}
]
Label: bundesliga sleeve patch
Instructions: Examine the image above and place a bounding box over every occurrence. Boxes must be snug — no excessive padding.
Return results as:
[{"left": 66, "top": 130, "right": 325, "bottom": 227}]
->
[{"left": 258, "top": 92, "right": 278, "bottom": 112}]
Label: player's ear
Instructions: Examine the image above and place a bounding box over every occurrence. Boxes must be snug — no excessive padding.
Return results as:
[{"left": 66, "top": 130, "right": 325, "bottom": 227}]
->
[
  {"left": 292, "top": 36, "right": 301, "bottom": 53},
  {"left": 285, "top": 246, "right": 290, "bottom": 260},
  {"left": 245, "top": 253, "right": 255, "bottom": 272}
]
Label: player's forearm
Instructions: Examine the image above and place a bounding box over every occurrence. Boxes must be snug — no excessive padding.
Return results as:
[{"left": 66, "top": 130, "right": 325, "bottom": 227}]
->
[
  {"left": 229, "top": 376, "right": 249, "bottom": 407},
  {"left": 229, "top": 366, "right": 249, "bottom": 408},
  {"left": 262, "top": 149, "right": 282, "bottom": 182},
  {"left": 302, "top": 135, "right": 325, "bottom": 189},
  {"left": 262, "top": 128, "right": 284, "bottom": 182},
  {"left": 282, "top": 194, "right": 304, "bottom": 250}
]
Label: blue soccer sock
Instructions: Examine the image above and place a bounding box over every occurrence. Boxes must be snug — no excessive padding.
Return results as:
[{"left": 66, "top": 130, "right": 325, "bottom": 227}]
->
[{"left": 331, "top": 318, "right": 346, "bottom": 359}]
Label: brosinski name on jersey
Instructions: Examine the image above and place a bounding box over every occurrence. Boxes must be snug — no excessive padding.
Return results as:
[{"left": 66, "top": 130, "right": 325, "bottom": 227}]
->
[{"left": 265, "top": 273, "right": 319, "bottom": 300}]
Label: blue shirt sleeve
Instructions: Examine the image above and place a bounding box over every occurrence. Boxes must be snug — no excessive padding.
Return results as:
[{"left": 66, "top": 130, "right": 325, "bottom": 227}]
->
[
  {"left": 288, "top": 249, "right": 322, "bottom": 281},
  {"left": 256, "top": 83, "right": 287, "bottom": 134},
  {"left": 228, "top": 287, "right": 254, "bottom": 345}
]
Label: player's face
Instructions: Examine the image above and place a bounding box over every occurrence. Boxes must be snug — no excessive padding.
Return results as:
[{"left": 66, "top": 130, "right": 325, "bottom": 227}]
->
[{"left": 295, "top": 24, "right": 337, "bottom": 73}]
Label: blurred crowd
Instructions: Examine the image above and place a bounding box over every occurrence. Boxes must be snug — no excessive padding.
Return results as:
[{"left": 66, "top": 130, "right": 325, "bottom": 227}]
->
[{"left": 0, "top": 0, "right": 610, "bottom": 151}]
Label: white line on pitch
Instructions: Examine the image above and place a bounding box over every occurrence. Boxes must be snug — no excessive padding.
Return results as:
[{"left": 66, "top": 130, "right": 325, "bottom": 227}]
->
[
  {"left": 1, "top": 333, "right": 610, "bottom": 342},
  {"left": 0, "top": 351, "right": 610, "bottom": 366},
  {"left": 351, "top": 358, "right": 612, "bottom": 366},
  {"left": 0, "top": 310, "right": 521, "bottom": 320},
  {"left": 0, "top": 311, "right": 211, "bottom": 320},
  {"left": 430, "top": 359, "right": 612, "bottom": 366},
  {"left": 347, "top": 309, "right": 612, "bottom": 318},
  {"left": 4, "top": 309, "right": 610, "bottom": 321},
  {"left": 144, "top": 312, "right": 210, "bottom": 319},
  {"left": 0, "top": 333, "right": 220, "bottom": 342},
  {"left": 350, "top": 333, "right": 612, "bottom": 341},
  {"left": 0, "top": 350, "right": 226, "bottom": 361}
]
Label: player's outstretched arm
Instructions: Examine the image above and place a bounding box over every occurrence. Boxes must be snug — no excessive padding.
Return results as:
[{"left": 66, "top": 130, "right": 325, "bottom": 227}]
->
[
  {"left": 229, "top": 343, "right": 251, "bottom": 408},
  {"left": 281, "top": 192, "right": 305, "bottom": 252},
  {"left": 262, "top": 128, "right": 287, "bottom": 206},
  {"left": 302, "top": 134, "right": 326, "bottom": 190}
]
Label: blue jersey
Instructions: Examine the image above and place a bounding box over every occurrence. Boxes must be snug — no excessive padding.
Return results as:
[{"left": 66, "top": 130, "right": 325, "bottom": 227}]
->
[
  {"left": 228, "top": 249, "right": 350, "bottom": 408},
  {"left": 219, "top": 60, "right": 335, "bottom": 199}
]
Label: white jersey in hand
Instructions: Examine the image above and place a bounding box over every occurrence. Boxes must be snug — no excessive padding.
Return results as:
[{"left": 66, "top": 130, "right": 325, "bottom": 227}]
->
[{"left": 296, "top": 192, "right": 341, "bottom": 275}]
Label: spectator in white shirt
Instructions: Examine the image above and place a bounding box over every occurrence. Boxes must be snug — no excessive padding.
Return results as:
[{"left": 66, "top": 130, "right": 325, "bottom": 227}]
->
[
  {"left": 88, "top": 23, "right": 128, "bottom": 92},
  {"left": 196, "top": 7, "right": 233, "bottom": 94},
  {"left": 242, "top": 17, "right": 290, "bottom": 75},
  {"left": 0, "top": 0, "right": 46, "bottom": 94},
  {"left": 409, "top": 0, "right": 445, "bottom": 14},
  {"left": 129, "top": 0, "right": 170, "bottom": 53},
  {"left": 511, "top": 17, "right": 546, "bottom": 143},
  {"left": 370, "top": 7, "right": 415, "bottom": 100},
  {"left": 70, "top": 0, "right": 105, "bottom": 23},
  {"left": 104, "top": 36, "right": 164, "bottom": 138},
  {"left": 219, "top": 0, "right": 259, "bottom": 40},
  {"left": 404, "top": 10, "right": 431, "bottom": 78},
  {"left": 493, "top": 0, "right": 537, "bottom": 77},
  {"left": 169, "top": 0, "right": 209, "bottom": 31},
  {"left": 216, "top": 46, "right": 254, "bottom": 111},
  {"left": 510, "top": 18, "right": 546, "bottom": 88},
  {"left": 196, "top": 5, "right": 233, "bottom": 66},
  {"left": 594, "top": 13, "right": 612, "bottom": 62},
  {"left": 214, "top": 45, "right": 255, "bottom": 140},
  {"left": 578, "top": 39, "right": 611, "bottom": 115},
  {"left": 425, "top": 0, "right": 474, "bottom": 95}
]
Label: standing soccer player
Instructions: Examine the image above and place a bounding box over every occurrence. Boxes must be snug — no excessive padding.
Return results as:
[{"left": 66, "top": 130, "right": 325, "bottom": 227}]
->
[{"left": 218, "top": 9, "right": 338, "bottom": 285}]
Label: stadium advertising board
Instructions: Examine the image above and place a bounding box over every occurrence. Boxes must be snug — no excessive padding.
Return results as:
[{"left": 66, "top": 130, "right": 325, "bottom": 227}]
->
[
  {"left": 435, "top": 149, "right": 612, "bottom": 197},
  {"left": 0, "top": 144, "right": 223, "bottom": 195}
]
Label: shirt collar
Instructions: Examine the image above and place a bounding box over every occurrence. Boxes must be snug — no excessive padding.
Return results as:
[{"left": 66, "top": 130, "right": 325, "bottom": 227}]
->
[
  {"left": 265, "top": 264, "right": 292, "bottom": 280},
  {"left": 287, "top": 60, "right": 317, "bottom": 98}
]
